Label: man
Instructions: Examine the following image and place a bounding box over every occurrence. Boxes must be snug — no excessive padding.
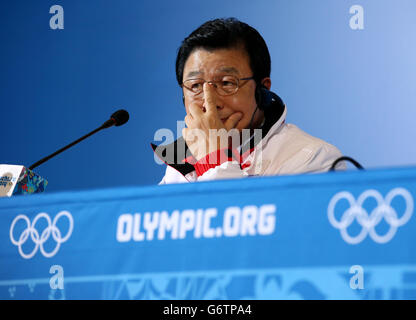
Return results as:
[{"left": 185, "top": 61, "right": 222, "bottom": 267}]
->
[{"left": 152, "top": 18, "right": 345, "bottom": 184}]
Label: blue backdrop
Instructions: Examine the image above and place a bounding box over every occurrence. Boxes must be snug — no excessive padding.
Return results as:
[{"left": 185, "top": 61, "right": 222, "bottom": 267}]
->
[{"left": 1, "top": 0, "right": 416, "bottom": 192}]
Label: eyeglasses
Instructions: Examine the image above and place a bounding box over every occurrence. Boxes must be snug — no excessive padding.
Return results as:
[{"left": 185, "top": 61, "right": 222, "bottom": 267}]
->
[{"left": 182, "top": 75, "right": 254, "bottom": 96}]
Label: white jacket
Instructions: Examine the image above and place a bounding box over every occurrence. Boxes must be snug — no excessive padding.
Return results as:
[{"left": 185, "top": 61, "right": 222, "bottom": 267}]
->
[{"left": 155, "top": 106, "right": 345, "bottom": 184}]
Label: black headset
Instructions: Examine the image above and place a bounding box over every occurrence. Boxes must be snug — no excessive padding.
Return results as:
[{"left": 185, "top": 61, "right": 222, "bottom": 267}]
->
[{"left": 255, "top": 85, "right": 285, "bottom": 112}]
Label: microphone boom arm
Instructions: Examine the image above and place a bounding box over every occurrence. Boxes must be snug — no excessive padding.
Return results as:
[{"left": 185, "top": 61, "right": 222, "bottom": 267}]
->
[
  {"left": 28, "top": 109, "right": 129, "bottom": 171},
  {"left": 28, "top": 125, "right": 105, "bottom": 171}
]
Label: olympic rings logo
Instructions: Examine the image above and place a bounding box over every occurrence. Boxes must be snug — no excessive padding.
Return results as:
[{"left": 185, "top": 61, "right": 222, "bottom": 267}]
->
[
  {"left": 9, "top": 211, "right": 74, "bottom": 259},
  {"left": 328, "top": 188, "right": 413, "bottom": 244}
]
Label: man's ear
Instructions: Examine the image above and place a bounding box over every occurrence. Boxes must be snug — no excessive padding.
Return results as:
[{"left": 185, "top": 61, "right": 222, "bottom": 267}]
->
[{"left": 261, "top": 77, "right": 272, "bottom": 90}]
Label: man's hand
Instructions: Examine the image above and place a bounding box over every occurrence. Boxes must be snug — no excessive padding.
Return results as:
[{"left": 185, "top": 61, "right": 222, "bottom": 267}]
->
[{"left": 182, "top": 82, "right": 243, "bottom": 161}]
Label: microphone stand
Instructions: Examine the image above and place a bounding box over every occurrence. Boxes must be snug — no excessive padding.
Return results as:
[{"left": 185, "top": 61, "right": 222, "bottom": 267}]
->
[{"left": 29, "top": 123, "right": 109, "bottom": 171}]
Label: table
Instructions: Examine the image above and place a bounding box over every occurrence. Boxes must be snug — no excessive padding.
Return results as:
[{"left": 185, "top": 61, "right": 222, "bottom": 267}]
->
[{"left": 1, "top": 166, "right": 416, "bottom": 300}]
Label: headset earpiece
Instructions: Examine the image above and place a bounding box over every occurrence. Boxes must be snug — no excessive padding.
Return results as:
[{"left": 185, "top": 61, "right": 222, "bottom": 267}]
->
[
  {"left": 255, "top": 85, "right": 263, "bottom": 109},
  {"left": 256, "top": 86, "right": 285, "bottom": 112}
]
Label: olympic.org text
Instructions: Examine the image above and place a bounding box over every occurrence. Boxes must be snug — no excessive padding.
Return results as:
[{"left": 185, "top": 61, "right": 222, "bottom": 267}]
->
[{"left": 116, "top": 204, "right": 276, "bottom": 242}]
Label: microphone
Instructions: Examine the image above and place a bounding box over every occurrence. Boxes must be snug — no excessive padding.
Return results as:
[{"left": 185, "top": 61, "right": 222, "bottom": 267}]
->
[
  {"left": 28, "top": 109, "right": 129, "bottom": 171},
  {"left": 101, "top": 109, "right": 130, "bottom": 128}
]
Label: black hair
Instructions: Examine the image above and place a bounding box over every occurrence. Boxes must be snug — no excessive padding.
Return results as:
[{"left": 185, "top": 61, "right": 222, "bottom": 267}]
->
[{"left": 175, "top": 18, "right": 271, "bottom": 86}]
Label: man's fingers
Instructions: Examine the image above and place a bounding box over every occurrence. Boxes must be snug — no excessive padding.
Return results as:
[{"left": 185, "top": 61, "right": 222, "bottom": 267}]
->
[
  {"left": 203, "top": 82, "right": 218, "bottom": 114},
  {"left": 224, "top": 112, "right": 243, "bottom": 130},
  {"left": 184, "top": 115, "right": 192, "bottom": 128},
  {"left": 182, "top": 127, "right": 195, "bottom": 143},
  {"left": 188, "top": 103, "right": 204, "bottom": 118}
]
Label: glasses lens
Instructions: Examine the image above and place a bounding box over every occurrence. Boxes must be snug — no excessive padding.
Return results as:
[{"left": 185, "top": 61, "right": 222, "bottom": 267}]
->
[
  {"left": 218, "top": 76, "right": 238, "bottom": 95},
  {"left": 183, "top": 79, "right": 204, "bottom": 94}
]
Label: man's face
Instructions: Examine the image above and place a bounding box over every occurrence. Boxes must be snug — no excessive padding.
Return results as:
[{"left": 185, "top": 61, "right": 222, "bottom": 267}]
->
[{"left": 182, "top": 47, "right": 263, "bottom": 131}]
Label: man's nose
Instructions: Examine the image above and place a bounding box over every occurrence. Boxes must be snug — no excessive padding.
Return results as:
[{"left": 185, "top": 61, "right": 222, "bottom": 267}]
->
[
  {"left": 201, "top": 82, "right": 224, "bottom": 110},
  {"left": 201, "top": 99, "right": 224, "bottom": 111}
]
